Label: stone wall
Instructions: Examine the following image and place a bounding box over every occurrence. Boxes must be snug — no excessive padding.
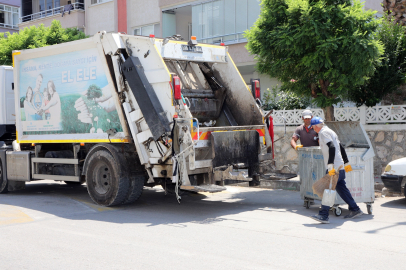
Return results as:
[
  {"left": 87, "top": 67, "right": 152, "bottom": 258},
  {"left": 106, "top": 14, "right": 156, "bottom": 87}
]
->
[{"left": 272, "top": 124, "right": 406, "bottom": 177}]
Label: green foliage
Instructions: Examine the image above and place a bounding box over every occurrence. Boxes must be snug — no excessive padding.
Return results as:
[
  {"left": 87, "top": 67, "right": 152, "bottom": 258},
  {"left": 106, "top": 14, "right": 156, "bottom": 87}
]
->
[
  {"left": 0, "top": 20, "right": 87, "bottom": 66},
  {"left": 262, "top": 85, "right": 312, "bottom": 110},
  {"left": 348, "top": 15, "right": 406, "bottom": 106},
  {"left": 245, "top": 0, "right": 384, "bottom": 114},
  {"left": 86, "top": 84, "right": 103, "bottom": 99}
]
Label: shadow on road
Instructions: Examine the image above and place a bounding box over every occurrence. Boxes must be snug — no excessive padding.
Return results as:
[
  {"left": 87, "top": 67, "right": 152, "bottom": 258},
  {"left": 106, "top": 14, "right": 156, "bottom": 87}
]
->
[
  {"left": 380, "top": 197, "right": 406, "bottom": 209},
  {"left": 0, "top": 181, "right": 385, "bottom": 228}
]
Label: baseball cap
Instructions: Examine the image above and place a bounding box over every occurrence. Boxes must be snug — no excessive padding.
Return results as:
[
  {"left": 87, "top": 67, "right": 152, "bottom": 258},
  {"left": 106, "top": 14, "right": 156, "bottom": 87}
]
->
[
  {"left": 310, "top": 116, "right": 324, "bottom": 126},
  {"left": 302, "top": 109, "right": 313, "bottom": 119}
]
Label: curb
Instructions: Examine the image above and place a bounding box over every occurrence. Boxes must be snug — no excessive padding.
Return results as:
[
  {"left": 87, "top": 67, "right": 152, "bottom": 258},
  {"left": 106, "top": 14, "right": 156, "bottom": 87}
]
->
[{"left": 258, "top": 179, "right": 300, "bottom": 191}]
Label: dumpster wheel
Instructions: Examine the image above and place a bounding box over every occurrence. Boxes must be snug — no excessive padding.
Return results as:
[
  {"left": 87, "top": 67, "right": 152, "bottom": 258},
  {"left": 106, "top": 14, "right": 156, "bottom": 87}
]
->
[
  {"left": 366, "top": 204, "right": 373, "bottom": 215},
  {"left": 332, "top": 206, "right": 342, "bottom": 216},
  {"left": 304, "top": 198, "right": 312, "bottom": 209}
]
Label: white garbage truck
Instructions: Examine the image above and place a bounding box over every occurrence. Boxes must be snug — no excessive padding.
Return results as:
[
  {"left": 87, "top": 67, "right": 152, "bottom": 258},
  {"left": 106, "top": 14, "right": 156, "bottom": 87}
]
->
[{"left": 0, "top": 32, "right": 272, "bottom": 206}]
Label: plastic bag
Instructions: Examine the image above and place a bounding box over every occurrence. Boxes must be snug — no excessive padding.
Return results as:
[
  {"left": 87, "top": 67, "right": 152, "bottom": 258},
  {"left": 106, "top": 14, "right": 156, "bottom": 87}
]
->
[
  {"left": 321, "top": 189, "right": 336, "bottom": 207},
  {"left": 321, "top": 175, "right": 336, "bottom": 207}
]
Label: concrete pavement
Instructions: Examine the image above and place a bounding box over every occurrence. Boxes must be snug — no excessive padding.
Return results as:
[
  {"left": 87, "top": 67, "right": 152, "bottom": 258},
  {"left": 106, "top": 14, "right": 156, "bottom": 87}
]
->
[{"left": 0, "top": 181, "right": 405, "bottom": 270}]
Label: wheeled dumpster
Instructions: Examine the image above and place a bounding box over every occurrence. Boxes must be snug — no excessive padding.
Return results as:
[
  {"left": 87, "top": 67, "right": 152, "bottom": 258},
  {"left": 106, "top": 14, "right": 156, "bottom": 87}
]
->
[{"left": 299, "top": 121, "right": 375, "bottom": 216}]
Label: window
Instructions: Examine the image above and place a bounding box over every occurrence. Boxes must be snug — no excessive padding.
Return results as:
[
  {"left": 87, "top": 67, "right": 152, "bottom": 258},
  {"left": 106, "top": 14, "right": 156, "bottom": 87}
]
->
[
  {"left": 192, "top": 0, "right": 261, "bottom": 44},
  {"left": 133, "top": 24, "right": 159, "bottom": 37},
  {"left": 39, "top": 0, "right": 45, "bottom": 12},
  {"left": 91, "top": 0, "right": 112, "bottom": 5},
  {"left": 0, "top": 4, "right": 20, "bottom": 29}
]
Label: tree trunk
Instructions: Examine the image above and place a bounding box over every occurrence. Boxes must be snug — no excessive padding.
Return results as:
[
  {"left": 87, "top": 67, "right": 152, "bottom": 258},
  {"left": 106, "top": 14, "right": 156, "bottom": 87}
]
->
[
  {"left": 318, "top": 79, "right": 335, "bottom": 121},
  {"left": 323, "top": 106, "right": 334, "bottom": 121}
]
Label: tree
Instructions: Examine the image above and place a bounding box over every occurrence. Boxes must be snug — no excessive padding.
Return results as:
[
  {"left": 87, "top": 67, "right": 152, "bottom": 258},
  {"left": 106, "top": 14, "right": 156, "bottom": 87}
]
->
[
  {"left": 262, "top": 85, "right": 312, "bottom": 110},
  {"left": 245, "top": 0, "right": 384, "bottom": 120},
  {"left": 348, "top": 15, "right": 406, "bottom": 106},
  {"left": 383, "top": 0, "right": 406, "bottom": 26},
  {"left": 0, "top": 20, "right": 87, "bottom": 66}
]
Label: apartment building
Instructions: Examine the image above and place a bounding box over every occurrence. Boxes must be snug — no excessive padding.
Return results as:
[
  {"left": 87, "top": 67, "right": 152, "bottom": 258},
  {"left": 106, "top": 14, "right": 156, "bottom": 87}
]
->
[
  {"left": 18, "top": 0, "right": 384, "bottom": 94},
  {"left": 0, "top": 0, "right": 19, "bottom": 33}
]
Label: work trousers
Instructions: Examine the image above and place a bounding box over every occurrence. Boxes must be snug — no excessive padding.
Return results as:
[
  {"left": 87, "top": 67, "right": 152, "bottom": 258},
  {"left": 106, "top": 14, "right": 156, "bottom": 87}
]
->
[{"left": 319, "top": 170, "right": 360, "bottom": 218}]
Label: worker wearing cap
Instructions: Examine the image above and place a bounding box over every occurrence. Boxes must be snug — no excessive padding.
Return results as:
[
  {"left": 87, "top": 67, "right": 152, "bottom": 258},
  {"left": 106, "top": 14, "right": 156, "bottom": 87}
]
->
[
  {"left": 290, "top": 110, "right": 319, "bottom": 150},
  {"left": 309, "top": 117, "right": 363, "bottom": 224}
]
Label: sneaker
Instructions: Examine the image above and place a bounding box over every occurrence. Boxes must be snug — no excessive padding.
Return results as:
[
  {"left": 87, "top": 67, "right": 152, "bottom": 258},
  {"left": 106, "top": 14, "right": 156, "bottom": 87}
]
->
[
  {"left": 310, "top": 214, "right": 330, "bottom": 224},
  {"left": 344, "top": 210, "right": 363, "bottom": 219}
]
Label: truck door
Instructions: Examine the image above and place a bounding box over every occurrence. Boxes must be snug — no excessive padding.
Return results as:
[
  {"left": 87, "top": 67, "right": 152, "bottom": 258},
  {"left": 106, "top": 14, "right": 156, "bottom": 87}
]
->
[{"left": 5, "top": 68, "right": 15, "bottom": 124}]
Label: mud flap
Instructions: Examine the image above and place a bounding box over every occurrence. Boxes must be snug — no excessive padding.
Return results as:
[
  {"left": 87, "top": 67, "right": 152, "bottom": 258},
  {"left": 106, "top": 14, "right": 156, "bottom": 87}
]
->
[{"left": 211, "top": 131, "right": 260, "bottom": 186}]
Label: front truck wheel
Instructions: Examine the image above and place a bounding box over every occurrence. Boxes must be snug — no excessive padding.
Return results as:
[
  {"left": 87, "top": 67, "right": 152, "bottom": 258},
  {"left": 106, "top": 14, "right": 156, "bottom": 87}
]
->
[
  {"left": 0, "top": 155, "right": 7, "bottom": 194},
  {"left": 85, "top": 149, "right": 130, "bottom": 206}
]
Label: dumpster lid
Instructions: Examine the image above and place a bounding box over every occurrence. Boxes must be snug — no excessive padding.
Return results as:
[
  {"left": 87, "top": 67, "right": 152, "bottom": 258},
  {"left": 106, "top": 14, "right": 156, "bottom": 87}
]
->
[{"left": 325, "top": 121, "right": 372, "bottom": 149}]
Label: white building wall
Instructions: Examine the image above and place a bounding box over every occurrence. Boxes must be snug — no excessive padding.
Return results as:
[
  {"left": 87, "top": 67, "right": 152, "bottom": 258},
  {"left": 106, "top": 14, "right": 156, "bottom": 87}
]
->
[
  {"left": 85, "top": 0, "right": 116, "bottom": 35},
  {"left": 127, "top": 0, "right": 161, "bottom": 36}
]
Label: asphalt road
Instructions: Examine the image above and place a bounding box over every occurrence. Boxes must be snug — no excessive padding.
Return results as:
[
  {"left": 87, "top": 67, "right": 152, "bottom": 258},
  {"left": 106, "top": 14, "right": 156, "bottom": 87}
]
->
[{"left": 0, "top": 181, "right": 405, "bottom": 270}]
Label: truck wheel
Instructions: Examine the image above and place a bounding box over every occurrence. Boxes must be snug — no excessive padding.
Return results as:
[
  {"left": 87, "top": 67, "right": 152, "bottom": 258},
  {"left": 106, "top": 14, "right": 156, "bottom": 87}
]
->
[
  {"left": 122, "top": 175, "right": 145, "bottom": 204},
  {"left": 85, "top": 149, "right": 129, "bottom": 206},
  {"left": 0, "top": 156, "right": 7, "bottom": 194}
]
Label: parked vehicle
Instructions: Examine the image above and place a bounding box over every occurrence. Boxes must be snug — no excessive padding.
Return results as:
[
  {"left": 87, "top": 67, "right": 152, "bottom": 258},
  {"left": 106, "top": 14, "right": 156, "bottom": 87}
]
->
[
  {"left": 0, "top": 32, "right": 272, "bottom": 206},
  {"left": 381, "top": 157, "right": 406, "bottom": 196},
  {"left": 0, "top": 65, "right": 15, "bottom": 144}
]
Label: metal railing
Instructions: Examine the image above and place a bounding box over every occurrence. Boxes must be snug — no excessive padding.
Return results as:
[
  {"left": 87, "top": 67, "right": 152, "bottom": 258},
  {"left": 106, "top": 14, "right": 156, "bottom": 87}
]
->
[
  {"left": 269, "top": 105, "right": 406, "bottom": 126},
  {"left": 20, "top": 3, "right": 85, "bottom": 23},
  {"left": 0, "top": 23, "right": 18, "bottom": 30},
  {"left": 197, "top": 32, "right": 246, "bottom": 45}
]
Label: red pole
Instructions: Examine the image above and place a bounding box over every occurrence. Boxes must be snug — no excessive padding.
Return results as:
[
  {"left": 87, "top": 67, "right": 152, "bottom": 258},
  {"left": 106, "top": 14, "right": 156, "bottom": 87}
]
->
[
  {"left": 268, "top": 116, "right": 274, "bottom": 159},
  {"left": 117, "top": 0, "right": 127, "bottom": 33}
]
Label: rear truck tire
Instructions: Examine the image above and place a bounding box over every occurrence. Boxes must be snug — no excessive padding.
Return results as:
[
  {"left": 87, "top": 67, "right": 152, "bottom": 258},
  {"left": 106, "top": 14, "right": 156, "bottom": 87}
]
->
[
  {"left": 85, "top": 149, "right": 130, "bottom": 206},
  {"left": 0, "top": 155, "right": 8, "bottom": 194},
  {"left": 122, "top": 175, "right": 145, "bottom": 204}
]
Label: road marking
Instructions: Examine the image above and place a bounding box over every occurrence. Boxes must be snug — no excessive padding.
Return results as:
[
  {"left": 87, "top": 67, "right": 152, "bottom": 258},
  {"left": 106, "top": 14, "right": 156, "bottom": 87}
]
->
[
  {"left": 72, "top": 198, "right": 116, "bottom": 212},
  {"left": 0, "top": 205, "right": 34, "bottom": 225}
]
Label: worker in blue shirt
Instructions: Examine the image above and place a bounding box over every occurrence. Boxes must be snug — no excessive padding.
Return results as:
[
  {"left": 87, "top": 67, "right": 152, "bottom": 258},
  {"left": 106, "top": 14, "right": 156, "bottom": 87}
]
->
[{"left": 309, "top": 117, "right": 363, "bottom": 224}]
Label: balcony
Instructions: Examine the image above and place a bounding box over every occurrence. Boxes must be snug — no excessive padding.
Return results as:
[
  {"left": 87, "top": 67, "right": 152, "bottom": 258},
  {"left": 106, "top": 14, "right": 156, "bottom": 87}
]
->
[
  {"left": 0, "top": 23, "right": 19, "bottom": 31},
  {"left": 197, "top": 32, "right": 246, "bottom": 45},
  {"left": 19, "top": 3, "right": 85, "bottom": 30}
]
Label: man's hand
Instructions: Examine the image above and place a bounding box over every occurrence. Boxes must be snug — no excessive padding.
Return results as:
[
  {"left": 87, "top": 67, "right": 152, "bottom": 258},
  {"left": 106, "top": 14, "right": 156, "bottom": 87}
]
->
[
  {"left": 344, "top": 163, "right": 352, "bottom": 172},
  {"left": 327, "top": 164, "right": 335, "bottom": 176},
  {"left": 295, "top": 144, "right": 303, "bottom": 150}
]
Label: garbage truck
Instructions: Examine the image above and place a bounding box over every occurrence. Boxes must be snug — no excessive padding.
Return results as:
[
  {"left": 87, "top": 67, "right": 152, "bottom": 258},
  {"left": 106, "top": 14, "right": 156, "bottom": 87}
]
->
[{"left": 0, "top": 32, "right": 272, "bottom": 206}]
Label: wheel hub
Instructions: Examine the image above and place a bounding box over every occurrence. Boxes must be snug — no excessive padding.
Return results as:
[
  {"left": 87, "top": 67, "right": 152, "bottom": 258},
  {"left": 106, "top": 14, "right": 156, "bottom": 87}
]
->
[{"left": 93, "top": 162, "right": 112, "bottom": 195}]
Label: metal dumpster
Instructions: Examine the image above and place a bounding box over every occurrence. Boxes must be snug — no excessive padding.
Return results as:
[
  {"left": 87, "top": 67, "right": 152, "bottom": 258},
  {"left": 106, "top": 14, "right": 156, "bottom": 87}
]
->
[{"left": 299, "top": 121, "right": 375, "bottom": 216}]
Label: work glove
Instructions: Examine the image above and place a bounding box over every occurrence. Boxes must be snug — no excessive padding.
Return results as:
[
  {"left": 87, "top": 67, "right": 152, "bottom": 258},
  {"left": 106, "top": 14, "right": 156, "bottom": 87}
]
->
[
  {"left": 327, "top": 164, "right": 335, "bottom": 176},
  {"left": 344, "top": 163, "right": 353, "bottom": 173},
  {"left": 295, "top": 144, "right": 303, "bottom": 150}
]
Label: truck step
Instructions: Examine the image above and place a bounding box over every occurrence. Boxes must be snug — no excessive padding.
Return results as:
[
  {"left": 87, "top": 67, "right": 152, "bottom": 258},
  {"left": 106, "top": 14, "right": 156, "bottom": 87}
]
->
[{"left": 180, "top": 184, "right": 226, "bottom": 193}]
